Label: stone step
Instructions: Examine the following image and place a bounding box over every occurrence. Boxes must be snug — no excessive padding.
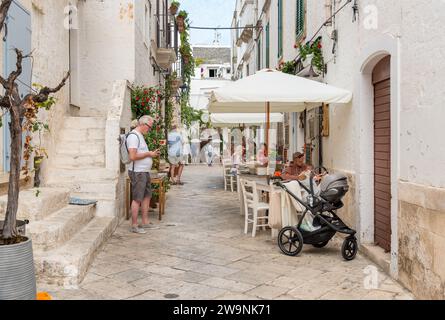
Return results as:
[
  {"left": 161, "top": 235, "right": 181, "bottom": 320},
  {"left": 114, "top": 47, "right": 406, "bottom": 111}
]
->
[
  {"left": 64, "top": 117, "right": 106, "bottom": 130},
  {"left": 45, "top": 182, "right": 118, "bottom": 204},
  {"left": 70, "top": 191, "right": 115, "bottom": 202},
  {"left": 59, "top": 128, "right": 105, "bottom": 143},
  {"left": 0, "top": 188, "right": 70, "bottom": 222},
  {"left": 46, "top": 168, "right": 118, "bottom": 184},
  {"left": 28, "top": 204, "right": 95, "bottom": 251},
  {"left": 35, "top": 216, "right": 118, "bottom": 288},
  {"left": 53, "top": 154, "right": 105, "bottom": 169},
  {"left": 57, "top": 142, "right": 105, "bottom": 157}
]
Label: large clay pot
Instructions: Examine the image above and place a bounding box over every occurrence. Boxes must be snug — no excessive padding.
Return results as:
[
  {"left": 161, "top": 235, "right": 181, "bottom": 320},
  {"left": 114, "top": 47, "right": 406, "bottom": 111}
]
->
[{"left": 0, "top": 235, "right": 36, "bottom": 300}]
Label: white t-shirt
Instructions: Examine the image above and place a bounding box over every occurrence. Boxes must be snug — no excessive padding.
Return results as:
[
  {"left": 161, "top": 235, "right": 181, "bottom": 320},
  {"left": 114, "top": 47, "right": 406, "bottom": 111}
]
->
[{"left": 127, "top": 130, "right": 152, "bottom": 172}]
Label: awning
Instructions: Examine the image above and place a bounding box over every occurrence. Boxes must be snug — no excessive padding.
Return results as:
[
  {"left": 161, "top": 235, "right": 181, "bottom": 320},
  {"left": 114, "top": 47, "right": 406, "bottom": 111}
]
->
[{"left": 211, "top": 113, "right": 284, "bottom": 127}]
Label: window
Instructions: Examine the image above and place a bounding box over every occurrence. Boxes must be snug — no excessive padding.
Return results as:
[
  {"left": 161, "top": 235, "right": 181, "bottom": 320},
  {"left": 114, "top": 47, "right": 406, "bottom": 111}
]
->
[
  {"left": 266, "top": 23, "right": 270, "bottom": 68},
  {"left": 278, "top": 0, "right": 283, "bottom": 58},
  {"left": 296, "top": 0, "right": 305, "bottom": 40},
  {"left": 246, "top": 64, "right": 250, "bottom": 76},
  {"left": 209, "top": 68, "right": 217, "bottom": 78},
  {"left": 144, "top": 2, "right": 151, "bottom": 45}
]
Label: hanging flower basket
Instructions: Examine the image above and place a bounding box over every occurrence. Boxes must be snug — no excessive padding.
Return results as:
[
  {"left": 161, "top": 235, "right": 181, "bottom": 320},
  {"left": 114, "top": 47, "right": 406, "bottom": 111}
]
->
[
  {"left": 170, "top": 4, "right": 179, "bottom": 15},
  {"left": 176, "top": 16, "right": 185, "bottom": 33}
]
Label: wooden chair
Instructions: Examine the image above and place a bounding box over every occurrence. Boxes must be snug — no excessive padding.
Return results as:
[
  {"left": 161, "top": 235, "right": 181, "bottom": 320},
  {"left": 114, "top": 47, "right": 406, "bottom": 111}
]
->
[
  {"left": 240, "top": 179, "right": 270, "bottom": 237},
  {"left": 222, "top": 159, "right": 236, "bottom": 192}
]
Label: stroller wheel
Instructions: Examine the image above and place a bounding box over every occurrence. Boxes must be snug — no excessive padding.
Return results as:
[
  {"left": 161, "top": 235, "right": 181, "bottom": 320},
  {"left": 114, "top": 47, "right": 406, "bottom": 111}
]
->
[
  {"left": 341, "top": 237, "right": 358, "bottom": 261},
  {"left": 278, "top": 227, "right": 303, "bottom": 257},
  {"left": 312, "top": 240, "right": 330, "bottom": 248}
]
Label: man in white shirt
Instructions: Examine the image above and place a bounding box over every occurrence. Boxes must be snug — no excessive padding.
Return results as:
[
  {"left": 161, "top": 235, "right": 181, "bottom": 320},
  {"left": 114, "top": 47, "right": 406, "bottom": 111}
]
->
[{"left": 127, "top": 116, "right": 161, "bottom": 234}]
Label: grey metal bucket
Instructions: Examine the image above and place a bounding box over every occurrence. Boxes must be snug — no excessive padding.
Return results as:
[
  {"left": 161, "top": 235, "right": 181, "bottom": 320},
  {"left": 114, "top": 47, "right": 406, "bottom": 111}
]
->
[{"left": 0, "top": 237, "right": 36, "bottom": 300}]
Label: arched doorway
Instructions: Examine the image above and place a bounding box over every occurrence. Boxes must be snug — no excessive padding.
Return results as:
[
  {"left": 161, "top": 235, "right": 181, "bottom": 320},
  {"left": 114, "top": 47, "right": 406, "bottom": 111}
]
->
[{"left": 372, "top": 56, "right": 391, "bottom": 252}]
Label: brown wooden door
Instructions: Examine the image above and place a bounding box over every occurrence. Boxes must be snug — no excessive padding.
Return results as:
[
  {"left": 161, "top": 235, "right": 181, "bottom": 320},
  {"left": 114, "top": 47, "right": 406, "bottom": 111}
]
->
[{"left": 373, "top": 56, "right": 391, "bottom": 252}]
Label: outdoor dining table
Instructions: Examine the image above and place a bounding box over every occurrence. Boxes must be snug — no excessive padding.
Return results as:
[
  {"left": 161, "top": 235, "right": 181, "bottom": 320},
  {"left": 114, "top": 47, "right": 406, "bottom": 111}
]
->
[{"left": 237, "top": 173, "right": 298, "bottom": 238}]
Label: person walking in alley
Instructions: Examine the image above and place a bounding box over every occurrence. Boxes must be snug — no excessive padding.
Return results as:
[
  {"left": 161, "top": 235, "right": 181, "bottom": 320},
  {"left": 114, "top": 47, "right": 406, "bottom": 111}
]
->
[
  {"left": 168, "top": 124, "right": 185, "bottom": 185},
  {"left": 204, "top": 137, "right": 215, "bottom": 166},
  {"left": 127, "top": 116, "right": 161, "bottom": 234}
]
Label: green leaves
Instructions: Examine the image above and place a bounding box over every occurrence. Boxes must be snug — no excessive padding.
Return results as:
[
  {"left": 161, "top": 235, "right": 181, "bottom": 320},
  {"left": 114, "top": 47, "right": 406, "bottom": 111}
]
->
[{"left": 298, "top": 37, "right": 324, "bottom": 73}]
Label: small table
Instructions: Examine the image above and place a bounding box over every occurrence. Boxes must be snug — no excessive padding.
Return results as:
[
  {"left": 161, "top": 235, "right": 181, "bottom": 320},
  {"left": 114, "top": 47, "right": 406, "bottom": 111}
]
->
[{"left": 126, "top": 174, "right": 168, "bottom": 221}]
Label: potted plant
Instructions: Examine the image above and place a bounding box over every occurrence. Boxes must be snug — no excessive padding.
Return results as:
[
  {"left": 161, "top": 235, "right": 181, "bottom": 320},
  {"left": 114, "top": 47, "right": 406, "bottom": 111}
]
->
[
  {"left": 299, "top": 37, "right": 324, "bottom": 73},
  {"left": 176, "top": 10, "right": 188, "bottom": 33},
  {"left": 170, "top": 0, "right": 180, "bottom": 15},
  {"left": 0, "top": 0, "right": 69, "bottom": 300}
]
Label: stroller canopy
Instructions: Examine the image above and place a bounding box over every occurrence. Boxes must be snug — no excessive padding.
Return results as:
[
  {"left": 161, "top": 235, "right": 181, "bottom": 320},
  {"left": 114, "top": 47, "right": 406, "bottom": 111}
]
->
[{"left": 320, "top": 174, "right": 348, "bottom": 193}]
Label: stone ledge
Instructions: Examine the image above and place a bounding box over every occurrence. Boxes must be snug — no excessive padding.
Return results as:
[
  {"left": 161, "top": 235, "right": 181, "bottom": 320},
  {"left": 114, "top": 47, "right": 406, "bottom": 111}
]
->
[
  {"left": 0, "top": 187, "right": 70, "bottom": 221},
  {"left": 360, "top": 243, "right": 390, "bottom": 275},
  {"left": 399, "top": 181, "right": 445, "bottom": 213}
]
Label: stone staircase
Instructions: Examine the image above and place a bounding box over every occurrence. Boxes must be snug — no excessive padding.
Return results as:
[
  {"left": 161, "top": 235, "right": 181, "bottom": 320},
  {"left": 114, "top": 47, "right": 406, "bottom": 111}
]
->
[
  {"left": 2, "top": 115, "right": 123, "bottom": 287},
  {"left": 46, "top": 117, "right": 120, "bottom": 217},
  {"left": 0, "top": 188, "right": 118, "bottom": 287}
]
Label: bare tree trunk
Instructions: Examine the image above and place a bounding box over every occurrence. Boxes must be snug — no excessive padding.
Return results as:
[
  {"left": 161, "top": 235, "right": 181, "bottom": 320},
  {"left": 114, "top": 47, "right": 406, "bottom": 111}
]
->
[{"left": 1, "top": 105, "right": 22, "bottom": 239}]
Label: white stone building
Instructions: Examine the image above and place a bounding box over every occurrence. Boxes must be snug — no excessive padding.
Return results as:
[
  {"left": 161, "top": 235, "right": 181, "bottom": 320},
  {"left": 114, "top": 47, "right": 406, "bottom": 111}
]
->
[
  {"left": 191, "top": 45, "right": 232, "bottom": 110},
  {"left": 232, "top": 0, "right": 445, "bottom": 299},
  {"left": 0, "top": 0, "right": 177, "bottom": 287}
]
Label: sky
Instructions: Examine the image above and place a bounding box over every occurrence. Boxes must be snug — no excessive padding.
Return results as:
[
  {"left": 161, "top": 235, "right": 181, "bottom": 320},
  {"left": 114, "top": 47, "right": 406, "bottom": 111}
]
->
[{"left": 180, "top": 0, "right": 236, "bottom": 46}]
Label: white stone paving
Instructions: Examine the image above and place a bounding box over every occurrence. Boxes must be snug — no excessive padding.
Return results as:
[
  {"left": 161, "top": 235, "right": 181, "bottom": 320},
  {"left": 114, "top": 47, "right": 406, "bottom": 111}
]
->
[{"left": 41, "top": 165, "right": 414, "bottom": 300}]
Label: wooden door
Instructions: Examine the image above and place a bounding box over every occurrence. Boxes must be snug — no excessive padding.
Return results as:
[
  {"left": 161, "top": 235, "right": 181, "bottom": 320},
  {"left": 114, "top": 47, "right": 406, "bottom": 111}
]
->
[{"left": 373, "top": 56, "right": 391, "bottom": 252}]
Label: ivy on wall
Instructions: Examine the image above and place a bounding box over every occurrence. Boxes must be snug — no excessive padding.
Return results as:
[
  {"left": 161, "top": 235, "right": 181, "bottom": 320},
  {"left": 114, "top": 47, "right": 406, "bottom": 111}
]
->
[{"left": 131, "top": 85, "right": 167, "bottom": 164}]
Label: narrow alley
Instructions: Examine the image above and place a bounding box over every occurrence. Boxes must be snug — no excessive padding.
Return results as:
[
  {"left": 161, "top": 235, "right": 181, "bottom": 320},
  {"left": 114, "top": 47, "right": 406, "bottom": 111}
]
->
[{"left": 44, "top": 166, "right": 413, "bottom": 300}]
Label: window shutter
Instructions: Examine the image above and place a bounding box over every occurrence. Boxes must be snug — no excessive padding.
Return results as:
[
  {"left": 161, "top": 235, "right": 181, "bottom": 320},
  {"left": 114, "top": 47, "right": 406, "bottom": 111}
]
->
[
  {"left": 278, "top": 0, "right": 283, "bottom": 57},
  {"left": 296, "top": 0, "right": 305, "bottom": 39}
]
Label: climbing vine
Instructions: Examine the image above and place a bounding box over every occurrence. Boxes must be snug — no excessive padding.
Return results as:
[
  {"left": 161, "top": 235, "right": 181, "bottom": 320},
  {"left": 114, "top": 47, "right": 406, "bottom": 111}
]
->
[{"left": 130, "top": 85, "right": 167, "bottom": 164}]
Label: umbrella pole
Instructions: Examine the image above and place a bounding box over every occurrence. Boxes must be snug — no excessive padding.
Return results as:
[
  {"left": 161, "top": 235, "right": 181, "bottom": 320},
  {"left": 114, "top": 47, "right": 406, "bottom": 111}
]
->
[{"left": 265, "top": 102, "right": 270, "bottom": 153}]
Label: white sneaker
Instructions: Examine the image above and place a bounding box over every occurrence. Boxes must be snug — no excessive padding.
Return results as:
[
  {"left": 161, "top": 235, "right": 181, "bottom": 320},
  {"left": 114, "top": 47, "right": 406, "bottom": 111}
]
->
[
  {"left": 130, "top": 226, "right": 147, "bottom": 234},
  {"left": 139, "top": 223, "right": 160, "bottom": 230}
]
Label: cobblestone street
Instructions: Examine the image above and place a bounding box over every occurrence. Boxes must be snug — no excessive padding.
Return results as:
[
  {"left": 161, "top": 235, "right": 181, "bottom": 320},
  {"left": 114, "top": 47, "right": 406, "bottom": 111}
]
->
[{"left": 43, "top": 165, "right": 413, "bottom": 300}]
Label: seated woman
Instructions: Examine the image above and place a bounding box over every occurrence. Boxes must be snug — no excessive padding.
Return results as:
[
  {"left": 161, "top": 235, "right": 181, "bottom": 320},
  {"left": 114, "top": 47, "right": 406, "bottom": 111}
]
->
[
  {"left": 257, "top": 143, "right": 269, "bottom": 167},
  {"left": 282, "top": 152, "right": 311, "bottom": 181},
  {"left": 282, "top": 152, "right": 325, "bottom": 196}
]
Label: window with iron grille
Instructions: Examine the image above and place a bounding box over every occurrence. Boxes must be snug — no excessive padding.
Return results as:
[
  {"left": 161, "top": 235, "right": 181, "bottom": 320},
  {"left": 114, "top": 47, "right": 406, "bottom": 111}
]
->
[{"left": 296, "top": 0, "right": 305, "bottom": 41}]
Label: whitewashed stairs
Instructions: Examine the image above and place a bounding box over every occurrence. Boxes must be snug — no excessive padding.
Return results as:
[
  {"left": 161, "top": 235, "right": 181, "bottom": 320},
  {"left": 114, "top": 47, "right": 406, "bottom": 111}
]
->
[
  {"left": 0, "top": 187, "right": 117, "bottom": 287},
  {"left": 46, "top": 117, "right": 120, "bottom": 218}
]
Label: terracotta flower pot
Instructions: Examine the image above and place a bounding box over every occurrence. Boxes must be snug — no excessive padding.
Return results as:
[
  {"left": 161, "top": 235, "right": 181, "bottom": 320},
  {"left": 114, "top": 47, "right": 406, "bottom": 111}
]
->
[
  {"left": 176, "top": 16, "right": 185, "bottom": 32},
  {"left": 170, "top": 5, "right": 179, "bottom": 15}
]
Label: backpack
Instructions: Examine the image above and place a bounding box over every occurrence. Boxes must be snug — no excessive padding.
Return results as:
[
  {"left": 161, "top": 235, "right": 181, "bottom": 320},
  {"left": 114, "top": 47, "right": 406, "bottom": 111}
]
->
[{"left": 119, "top": 132, "right": 140, "bottom": 165}]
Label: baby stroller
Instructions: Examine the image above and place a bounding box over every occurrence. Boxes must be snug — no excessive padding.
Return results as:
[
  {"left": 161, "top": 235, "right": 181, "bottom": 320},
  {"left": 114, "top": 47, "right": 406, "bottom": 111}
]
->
[{"left": 270, "top": 168, "right": 358, "bottom": 261}]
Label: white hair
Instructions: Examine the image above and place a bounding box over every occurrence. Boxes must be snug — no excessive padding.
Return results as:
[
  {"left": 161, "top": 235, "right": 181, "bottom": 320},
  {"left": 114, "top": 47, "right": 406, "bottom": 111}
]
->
[{"left": 138, "top": 115, "right": 154, "bottom": 126}]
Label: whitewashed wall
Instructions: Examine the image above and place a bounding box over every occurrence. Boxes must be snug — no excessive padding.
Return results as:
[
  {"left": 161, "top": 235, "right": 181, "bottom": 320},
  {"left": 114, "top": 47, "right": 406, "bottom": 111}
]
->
[
  {"left": 29, "top": 0, "right": 71, "bottom": 184},
  {"left": 76, "top": 0, "right": 135, "bottom": 116}
]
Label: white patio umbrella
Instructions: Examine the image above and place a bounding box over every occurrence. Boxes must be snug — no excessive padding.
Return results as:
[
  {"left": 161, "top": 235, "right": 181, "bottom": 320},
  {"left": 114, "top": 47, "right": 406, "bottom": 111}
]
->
[
  {"left": 208, "top": 69, "right": 352, "bottom": 150},
  {"left": 209, "top": 69, "right": 352, "bottom": 113},
  {"left": 210, "top": 113, "right": 284, "bottom": 128}
]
